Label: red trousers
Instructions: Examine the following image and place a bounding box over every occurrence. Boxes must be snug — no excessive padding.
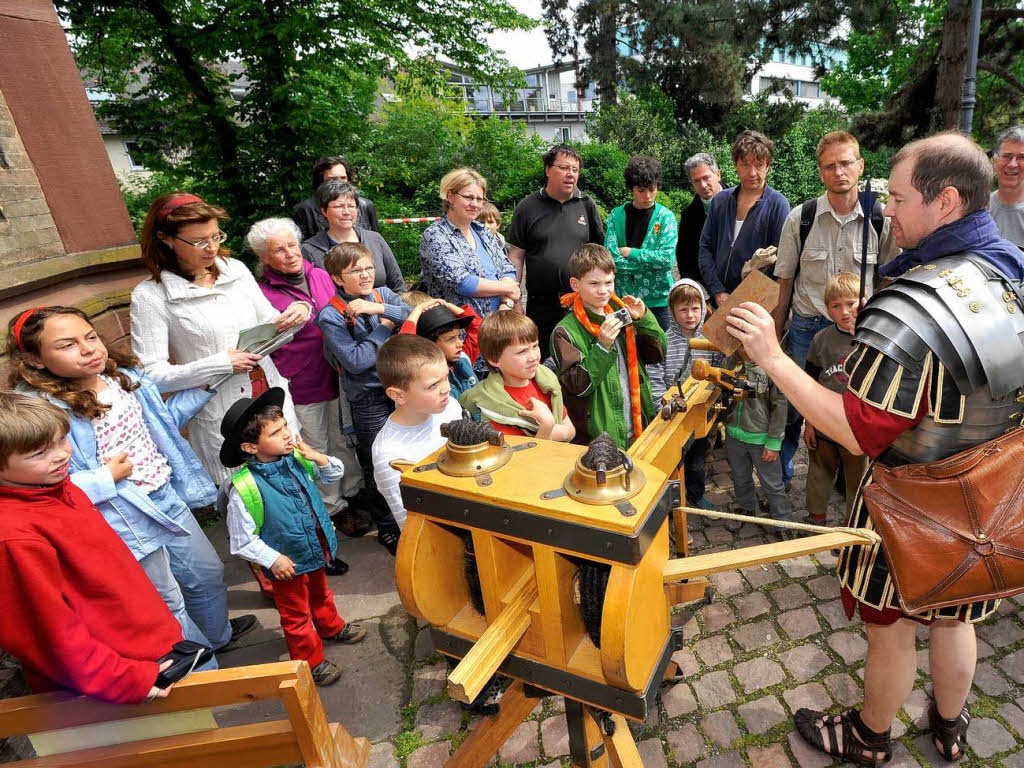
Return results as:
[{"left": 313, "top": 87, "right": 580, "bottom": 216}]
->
[{"left": 271, "top": 565, "right": 346, "bottom": 668}]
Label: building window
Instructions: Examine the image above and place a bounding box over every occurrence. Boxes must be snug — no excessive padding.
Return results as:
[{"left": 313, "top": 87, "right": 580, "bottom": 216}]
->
[
  {"left": 567, "top": 89, "right": 577, "bottom": 102},
  {"left": 557, "top": 127, "right": 570, "bottom": 142},
  {"left": 801, "top": 81, "right": 820, "bottom": 99},
  {"left": 124, "top": 141, "right": 147, "bottom": 171}
]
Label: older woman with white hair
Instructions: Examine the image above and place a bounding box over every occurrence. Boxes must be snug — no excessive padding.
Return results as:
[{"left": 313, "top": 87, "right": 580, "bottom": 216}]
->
[{"left": 248, "top": 217, "right": 371, "bottom": 547}]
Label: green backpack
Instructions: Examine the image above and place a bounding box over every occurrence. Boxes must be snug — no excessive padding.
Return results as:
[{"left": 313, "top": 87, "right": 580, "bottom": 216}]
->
[{"left": 231, "top": 450, "right": 318, "bottom": 535}]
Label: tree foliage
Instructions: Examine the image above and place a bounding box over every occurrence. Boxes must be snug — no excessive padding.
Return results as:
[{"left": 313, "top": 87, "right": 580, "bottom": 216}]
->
[
  {"left": 541, "top": 0, "right": 855, "bottom": 132},
  {"left": 821, "top": 0, "right": 1024, "bottom": 145},
  {"left": 60, "top": 0, "right": 533, "bottom": 242}
]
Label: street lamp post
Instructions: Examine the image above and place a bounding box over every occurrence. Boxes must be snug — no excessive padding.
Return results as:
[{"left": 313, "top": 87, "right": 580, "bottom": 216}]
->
[{"left": 960, "top": 0, "right": 983, "bottom": 133}]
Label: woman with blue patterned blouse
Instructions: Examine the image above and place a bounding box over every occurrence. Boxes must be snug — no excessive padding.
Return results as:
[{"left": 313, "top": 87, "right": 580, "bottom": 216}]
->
[{"left": 419, "top": 168, "right": 520, "bottom": 329}]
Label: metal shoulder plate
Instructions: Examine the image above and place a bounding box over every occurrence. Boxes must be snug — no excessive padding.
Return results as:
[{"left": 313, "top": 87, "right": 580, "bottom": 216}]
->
[{"left": 855, "top": 254, "right": 1024, "bottom": 398}]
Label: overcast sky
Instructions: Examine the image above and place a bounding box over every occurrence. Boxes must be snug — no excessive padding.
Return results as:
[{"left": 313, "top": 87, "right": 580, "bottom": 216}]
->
[{"left": 487, "top": 0, "right": 556, "bottom": 70}]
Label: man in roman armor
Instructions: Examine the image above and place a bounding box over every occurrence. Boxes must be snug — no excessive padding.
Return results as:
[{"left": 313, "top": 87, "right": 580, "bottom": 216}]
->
[{"left": 727, "top": 131, "right": 1024, "bottom": 765}]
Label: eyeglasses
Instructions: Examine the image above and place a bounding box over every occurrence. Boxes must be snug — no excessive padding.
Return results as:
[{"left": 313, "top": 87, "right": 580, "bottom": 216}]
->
[
  {"left": 454, "top": 192, "right": 488, "bottom": 205},
  {"left": 998, "top": 153, "right": 1024, "bottom": 164},
  {"left": 553, "top": 164, "right": 580, "bottom": 174},
  {"left": 327, "top": 201, "right": 358, "bottom": 211},
  {"left": 173, "top": 231, "right": 226, "bottom": 249},
  {"left": 343, "top": 266, "right": 376, "bottom": 277},
  {"left": 820, "top": 159, "right": 859, "bottom": 173}
]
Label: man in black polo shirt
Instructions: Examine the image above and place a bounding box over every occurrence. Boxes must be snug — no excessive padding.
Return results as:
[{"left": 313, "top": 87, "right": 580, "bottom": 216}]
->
[{"left": 508, "top": 145, "right": 605, "bottom": 358}]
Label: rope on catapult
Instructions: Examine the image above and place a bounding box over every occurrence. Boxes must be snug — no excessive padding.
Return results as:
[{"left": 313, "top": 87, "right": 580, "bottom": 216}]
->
[{"left": 681, "top": 506, "right": 881, "bottom": 545}]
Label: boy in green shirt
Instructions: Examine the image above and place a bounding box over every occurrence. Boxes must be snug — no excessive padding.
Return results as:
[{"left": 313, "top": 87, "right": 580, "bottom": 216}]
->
[
  {"left": 551, "top": 244, "right": 666, "bottom": 449},
  {"left": 604, "top": 155, "right": 679, "bottom": 331}
]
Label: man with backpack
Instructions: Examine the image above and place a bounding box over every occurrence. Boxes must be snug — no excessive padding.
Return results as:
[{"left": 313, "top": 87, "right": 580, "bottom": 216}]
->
[{"left": 772, "top": 131, "right": 900, "bottom": 486}]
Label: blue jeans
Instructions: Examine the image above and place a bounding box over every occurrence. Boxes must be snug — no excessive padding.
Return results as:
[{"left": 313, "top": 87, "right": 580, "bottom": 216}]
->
[
  {"left": 649, "top": 305, "right": 672, "bottom": 332},
  {"left": 780, "top": 312, "right": 833, "bottom": 483},
  {"left": 150, "top": 483, "right": 232, "bottom": 649},
  {"left": 138, "top": 545, "right": 218, "bottom": 669}
]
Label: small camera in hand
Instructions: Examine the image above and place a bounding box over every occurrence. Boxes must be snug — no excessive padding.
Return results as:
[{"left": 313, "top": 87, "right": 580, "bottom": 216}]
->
[{"left": 610, "top": 307, "right": 633, "bottom": 326}]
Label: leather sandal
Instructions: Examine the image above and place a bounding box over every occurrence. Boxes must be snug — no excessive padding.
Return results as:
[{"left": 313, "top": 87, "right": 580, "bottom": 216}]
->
[
  {"left": 928, "top": 702, "right": 971, "bottom": 762},
  {"left": 794, "top": 708, "right": 893, "bottom": 766}
]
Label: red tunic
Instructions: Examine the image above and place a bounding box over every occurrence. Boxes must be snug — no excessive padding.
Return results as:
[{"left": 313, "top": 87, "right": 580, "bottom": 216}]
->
[{"left": 0, "top": 478, "right": 182, "bottom": 703}]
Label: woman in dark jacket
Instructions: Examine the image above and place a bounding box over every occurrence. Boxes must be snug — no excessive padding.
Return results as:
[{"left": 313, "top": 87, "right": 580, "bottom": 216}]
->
[
  {"left": 300, "top": 180, "right": 406, "bottom": 293},
  {"left": 291, "top": 156, "right": 379, "bottom": 239}
]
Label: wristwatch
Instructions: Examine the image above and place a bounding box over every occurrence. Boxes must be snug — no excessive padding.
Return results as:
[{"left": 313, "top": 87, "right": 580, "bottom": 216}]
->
[{"left": 503, "top": 298, "right": 515, "bottom": 308}]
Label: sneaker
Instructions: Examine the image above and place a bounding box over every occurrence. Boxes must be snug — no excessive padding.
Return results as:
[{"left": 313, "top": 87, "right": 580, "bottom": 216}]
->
[
  {"left": 219, "top": 614, "right": 258, "bottom": 651},
  {"left": 378, "top": 527, "right": 400, "bottom": 556},
  {"left": 326, "top": 623, "right": 367, "bottom": 644},
  {"left": 692, "top": 496, "right": 717, "bottom": 511},
  {"left": 724, "top": 508, "right": 750, "bottom": 533},
  {"left": 311, "top": 659, "right": 343, "bottom": 686},
  {"left": 325, "top": 557, "right": 350, "bottom": 576}
]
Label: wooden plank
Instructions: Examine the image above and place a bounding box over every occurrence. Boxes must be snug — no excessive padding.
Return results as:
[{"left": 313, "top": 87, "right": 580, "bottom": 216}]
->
[
  {"left": 0, "top": 663, "right": 303, "bottom": 738},
  {"left": 663, "top": 531, "right": 869, "bottom": 582},
  {"left": 700, "top": 269, "right": 780, "bottom": 355},
  {"left": 602, "top": 714, "right": 643, "bottom": 768},
  {"left": 279, "top": 666, "right": 344, "bottom": 768},
  {"left": 565, "top": 700, "right": 607, "bottom": 768},
  {"left": 445, "top": 681, "right": 540, "bottom": 768},
  {"left": 14, "top": 721, "right": 301, "bottom": 768},
  {"left": 664, "top": 579, "right": 710, "bottom": 606},
  {"left": 448, "top": 568, "right": 538, "bottom": 703}
]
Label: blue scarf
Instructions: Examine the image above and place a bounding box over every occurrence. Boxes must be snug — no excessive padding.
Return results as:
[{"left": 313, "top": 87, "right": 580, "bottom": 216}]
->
[{"left": 879, "top": 210, "right": 1024, "bottom": 280}]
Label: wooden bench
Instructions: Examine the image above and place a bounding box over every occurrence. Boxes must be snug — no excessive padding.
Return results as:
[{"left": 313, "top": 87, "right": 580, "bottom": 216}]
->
[{"left": 0, "top": 661, "right": 370, "bottom": 767}]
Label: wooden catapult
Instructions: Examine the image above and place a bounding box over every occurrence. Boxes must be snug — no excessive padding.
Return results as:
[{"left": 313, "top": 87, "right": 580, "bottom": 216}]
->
[{"left": 394, "top": 274, "right": 876, "bottom": 767}]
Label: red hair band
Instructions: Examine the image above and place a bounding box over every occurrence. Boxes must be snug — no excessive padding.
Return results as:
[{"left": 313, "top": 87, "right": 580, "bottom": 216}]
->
[
  {"left": 12, "top": 306, "right": 48, "bottom": 351},
  {"left": 155, "top": 193, "right": 203, "bottom": 224}
]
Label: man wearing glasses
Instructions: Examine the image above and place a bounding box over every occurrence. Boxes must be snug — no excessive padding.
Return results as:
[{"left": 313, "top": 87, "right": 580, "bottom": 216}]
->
[
  {"left": 990, "top": 125, "right": 1024, "bottom": 250},
  {"left": 507, "top": 144, "right": 605, "bottom": 358},
  {"left": 772, "top": 131, "right": 900, "bottom": 490}
]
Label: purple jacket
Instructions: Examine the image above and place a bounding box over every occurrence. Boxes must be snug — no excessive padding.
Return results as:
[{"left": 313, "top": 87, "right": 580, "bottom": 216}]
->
[{"left": 258, "top": 261, "right": 339, "bottom": 405}]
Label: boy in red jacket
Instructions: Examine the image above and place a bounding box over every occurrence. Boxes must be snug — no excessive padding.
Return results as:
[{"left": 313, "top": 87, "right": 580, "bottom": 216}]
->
[{"left": 0, "top": 392, "right": 183, "bottom": 704}]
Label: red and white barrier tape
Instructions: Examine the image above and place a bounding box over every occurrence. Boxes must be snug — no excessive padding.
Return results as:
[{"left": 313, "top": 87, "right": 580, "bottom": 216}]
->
[{"left": 379, "top": 216, "right": 442, "bottom": 224}]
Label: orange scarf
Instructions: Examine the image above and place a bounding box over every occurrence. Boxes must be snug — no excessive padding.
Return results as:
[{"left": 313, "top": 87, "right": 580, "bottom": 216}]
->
[{"left": 560, "top": 292, "right": 643, "bottom": 438}]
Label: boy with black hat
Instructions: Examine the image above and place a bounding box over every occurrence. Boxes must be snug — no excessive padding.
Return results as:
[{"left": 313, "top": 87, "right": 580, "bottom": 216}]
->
[
  {"left": 221, "top": 388, "right": 365, "bottom": 687},
  {"left": 400, "top": 297, "right": 481, "bottom": 399}
]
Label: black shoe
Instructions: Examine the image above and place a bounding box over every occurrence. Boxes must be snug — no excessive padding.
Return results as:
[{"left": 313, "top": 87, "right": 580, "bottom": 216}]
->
[
  {"left": 219, "top": 614, "right": 258, "bottom": 651},
  {"left": 378, "top": 527, "right": 400, "bottom": 556},
  {"left": 332, "top": 504, "right": 373, "bottom": 538},
  {"left": 325, "top": 557, "right": 350, "bottom": 576}
]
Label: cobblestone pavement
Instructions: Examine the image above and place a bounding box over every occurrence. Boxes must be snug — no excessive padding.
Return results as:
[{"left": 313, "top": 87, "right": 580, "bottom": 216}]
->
[{"left": 211, "top": 444, "right": 1024, "bottom": 767}]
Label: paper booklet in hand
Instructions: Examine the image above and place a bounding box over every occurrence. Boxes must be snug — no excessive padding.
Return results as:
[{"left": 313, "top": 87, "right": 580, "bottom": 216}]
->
[{"left": 207, "top": 323, "right": 297, "bottom": 390}]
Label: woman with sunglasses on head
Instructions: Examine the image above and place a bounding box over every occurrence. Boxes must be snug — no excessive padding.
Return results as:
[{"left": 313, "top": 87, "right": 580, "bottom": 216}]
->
[
  {"left": 419, "top": 168, "right": 520, "bottom": 369},
  {"left": 130, "top": 192, "right": 307, "bottom": 484},
  {"left": 300, "top": 180, "right": 405, "bottom": 293}
]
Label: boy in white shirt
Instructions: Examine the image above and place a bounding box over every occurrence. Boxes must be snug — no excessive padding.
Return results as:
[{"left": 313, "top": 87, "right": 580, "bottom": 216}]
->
[{"left": 372, "top": 334, "right": 463, "bottom": 531}]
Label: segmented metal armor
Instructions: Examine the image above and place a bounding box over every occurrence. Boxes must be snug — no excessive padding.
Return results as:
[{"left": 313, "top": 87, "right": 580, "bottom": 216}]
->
[{"left": 838, "top": 254, "right": 1024, "bottom": 621}]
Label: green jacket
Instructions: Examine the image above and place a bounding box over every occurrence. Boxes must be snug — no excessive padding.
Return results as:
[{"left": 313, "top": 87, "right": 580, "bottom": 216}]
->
[
  {"left": 724, "top": 360, "right": 788, "bottom": 451},
  {"left": 604, "top": 202, "right": 678, "bottom": 307},
  {"left": 459, "top": 363, "right": 565, "bottom": 434},
  {"left": 551, "top": 305, "right": 665, "bottom": 449}
]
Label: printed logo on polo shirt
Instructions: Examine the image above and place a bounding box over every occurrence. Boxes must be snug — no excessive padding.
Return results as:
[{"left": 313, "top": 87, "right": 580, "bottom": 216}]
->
[{"left": 577, "top": 215, "right": 587, "bottom": 226}]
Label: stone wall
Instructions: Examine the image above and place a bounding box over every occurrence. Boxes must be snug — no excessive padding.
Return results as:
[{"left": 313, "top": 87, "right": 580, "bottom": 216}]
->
[{"left": 0, "top": 94, "right": 64, "bottom": 270}]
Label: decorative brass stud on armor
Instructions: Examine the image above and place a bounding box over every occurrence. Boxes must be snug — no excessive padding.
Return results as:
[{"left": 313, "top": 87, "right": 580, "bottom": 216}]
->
[{"left": 969, "top": 302, "right": 981, "bottom": 313}]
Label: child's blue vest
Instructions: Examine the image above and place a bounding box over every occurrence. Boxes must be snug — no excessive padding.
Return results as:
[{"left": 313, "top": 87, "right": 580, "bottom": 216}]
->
[
  {"left": 241, "top": 454, "right": 337, "bottom": 577},
  {"left": 448, "top": 354, "right": 478, "bottom": 401}
]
